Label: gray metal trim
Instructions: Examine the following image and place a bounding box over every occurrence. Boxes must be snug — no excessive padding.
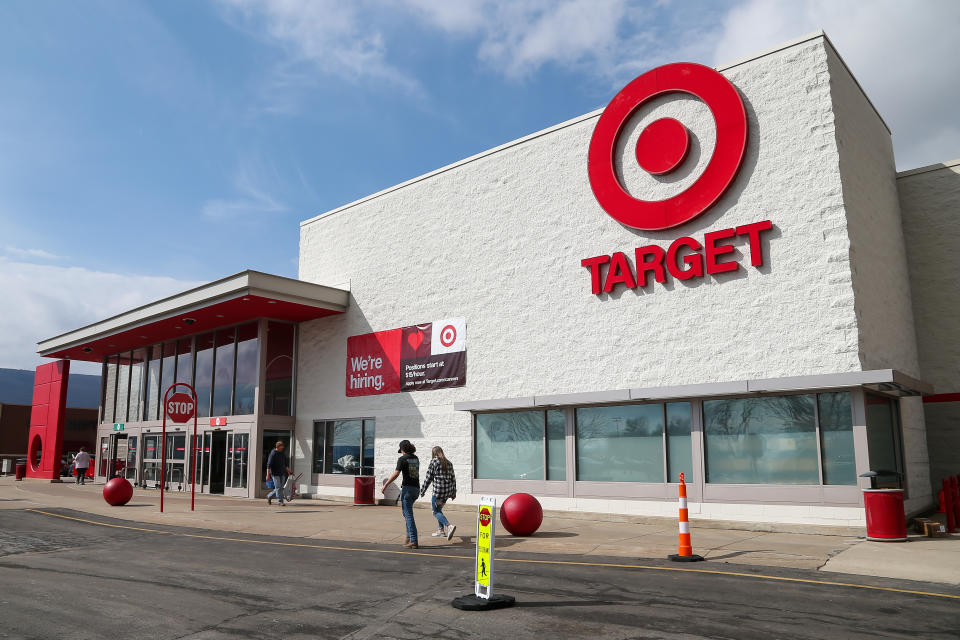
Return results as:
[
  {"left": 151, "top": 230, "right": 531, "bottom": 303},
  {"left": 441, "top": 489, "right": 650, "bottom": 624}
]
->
[
  {"left": 536, "top": 389, "right": 630, "bottom": 406},
  {"left": 631, "top": 380, "right": 748, "bottom": 400},
  {"left": 454, "top": 397, "right": 536, "bottom": 412},
  {"left": 454, "top": 370, "right": 932, "bottom": 412}
]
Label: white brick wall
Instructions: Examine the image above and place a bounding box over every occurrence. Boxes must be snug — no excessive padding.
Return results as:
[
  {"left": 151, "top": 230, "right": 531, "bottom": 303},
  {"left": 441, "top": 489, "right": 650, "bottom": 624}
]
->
[
  {"left": 823, "top": 47, "right": 930, "bottom": 511},
  {"left": 291, "top": 35, "right": 926, "bottom": 526},
  {"left": 897, "top": 160, "right": 960, "bottom": 491}
]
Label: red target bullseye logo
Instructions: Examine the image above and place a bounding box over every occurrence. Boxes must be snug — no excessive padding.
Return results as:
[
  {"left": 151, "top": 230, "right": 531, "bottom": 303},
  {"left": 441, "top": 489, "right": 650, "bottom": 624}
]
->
[
  {"left": 440, "top": 324, "right": 457, "bottom": 348},
  {"left": 588, "top": 62, "right": 747, "bottom": 231}
]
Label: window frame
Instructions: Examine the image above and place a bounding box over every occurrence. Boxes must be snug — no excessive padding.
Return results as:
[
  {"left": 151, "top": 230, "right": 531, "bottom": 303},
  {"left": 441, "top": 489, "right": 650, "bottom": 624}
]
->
[
  {"left": 470, "top": 388, "right": 870, "bottom": 506},
  {"left": 311, "top": 418, "right": 376, "bottom": 486}
]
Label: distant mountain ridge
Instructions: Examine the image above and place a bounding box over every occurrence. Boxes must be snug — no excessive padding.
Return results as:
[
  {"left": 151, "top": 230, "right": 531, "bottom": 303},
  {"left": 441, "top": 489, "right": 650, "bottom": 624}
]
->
[{"left": 0, "top": 368, "right": 101, "bottom": 409}]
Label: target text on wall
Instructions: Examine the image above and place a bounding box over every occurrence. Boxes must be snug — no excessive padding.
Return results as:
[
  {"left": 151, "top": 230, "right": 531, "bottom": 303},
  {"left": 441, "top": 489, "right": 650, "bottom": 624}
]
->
[
  {"left": 346, "top": 318, "right": 466, "bottom": 397},
  {"left": 581, "top": 220, "right": 773, "bottom": 294}
]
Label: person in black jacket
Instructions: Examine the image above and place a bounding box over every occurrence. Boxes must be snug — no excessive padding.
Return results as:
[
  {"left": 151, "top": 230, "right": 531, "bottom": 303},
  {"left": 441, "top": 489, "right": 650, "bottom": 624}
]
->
[{"left": 266, "top": 441, "right": 292, "bottom": 506}]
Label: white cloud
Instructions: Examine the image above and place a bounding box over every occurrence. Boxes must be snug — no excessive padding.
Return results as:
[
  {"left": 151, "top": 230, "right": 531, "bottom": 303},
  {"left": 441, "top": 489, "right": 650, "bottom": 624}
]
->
[
  {"left": 214, "top": 0, "right": 960, "bottom": 168},
  {"left": 407, "top": 0, "right": 634, "bottom": 80},
  {"left": 0, "top": 259, "right": 200, "bottom": 372},
  {"left": 201, "top": 157, "right": 289, "bottom": 218},
  {"left": 217, "top": 0, "right": 422, "bottom": 95},
  {"left": 711, "top": 0, "right": 960, "bottom": 169},
  {"left": 3, "top": 246, "right": 64, "bottom": 261}
]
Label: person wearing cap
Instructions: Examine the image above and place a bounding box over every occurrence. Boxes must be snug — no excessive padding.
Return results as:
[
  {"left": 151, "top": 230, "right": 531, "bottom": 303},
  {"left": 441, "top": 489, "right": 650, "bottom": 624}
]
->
[{"left": 382, "top": 440, "right": 420, "bottom": 548}]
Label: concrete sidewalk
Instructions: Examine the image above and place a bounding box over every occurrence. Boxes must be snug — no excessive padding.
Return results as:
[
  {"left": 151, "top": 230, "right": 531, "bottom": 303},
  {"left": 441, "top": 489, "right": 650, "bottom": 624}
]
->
[{"left": 4, "top": 477, "right": 958, "bottom": 585}]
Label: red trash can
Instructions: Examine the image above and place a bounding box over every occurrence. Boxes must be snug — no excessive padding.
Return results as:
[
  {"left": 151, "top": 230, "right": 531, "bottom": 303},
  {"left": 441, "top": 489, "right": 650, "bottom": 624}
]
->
[
  {"left": 863, "top": 488, "right": 907, "bottom": 542},
  {"left": 354, "top": 476, "right": 376, "bottom": 505},
  {"left": 15, "top": 463, "right": 27, "bottom": 481}
]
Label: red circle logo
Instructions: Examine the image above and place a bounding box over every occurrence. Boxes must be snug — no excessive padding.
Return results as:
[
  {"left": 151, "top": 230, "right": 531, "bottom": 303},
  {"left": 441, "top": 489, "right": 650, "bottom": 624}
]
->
[
  {"left": 440, "top": 324, "right": 457, "bottom": 348},
  {"left": 588, "top": 62, "right": 747, "bottom": 231}
]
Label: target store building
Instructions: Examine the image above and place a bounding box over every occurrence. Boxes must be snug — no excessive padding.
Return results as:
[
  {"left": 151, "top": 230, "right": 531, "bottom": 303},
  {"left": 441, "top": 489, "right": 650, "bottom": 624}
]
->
[{"left": 30, "top": 32, "right": 959, "bottom": 528}]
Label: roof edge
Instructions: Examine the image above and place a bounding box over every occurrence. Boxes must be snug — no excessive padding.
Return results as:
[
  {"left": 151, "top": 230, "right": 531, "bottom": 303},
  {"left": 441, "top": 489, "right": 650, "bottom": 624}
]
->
[
  {"left": 896, "top": 157, "right": 960, "bottom": 178},
  {"left": 301, "top": 31, "right": 853, "bottom": 229},
  {"left": 36, "top": 270, "right": 349, "bottom": 355}
]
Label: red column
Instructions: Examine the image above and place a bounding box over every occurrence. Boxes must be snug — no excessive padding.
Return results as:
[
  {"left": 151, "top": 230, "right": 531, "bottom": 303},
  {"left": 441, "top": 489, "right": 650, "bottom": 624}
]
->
[{"left": 25, "top": 360, "right": 70, "bottom": 481}]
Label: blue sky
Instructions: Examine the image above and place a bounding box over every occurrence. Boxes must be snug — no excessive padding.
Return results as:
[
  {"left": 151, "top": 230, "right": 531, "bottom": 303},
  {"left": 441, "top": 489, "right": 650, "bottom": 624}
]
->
[{"left": 1, "top": 0, "right": 959, "bottom": 372}]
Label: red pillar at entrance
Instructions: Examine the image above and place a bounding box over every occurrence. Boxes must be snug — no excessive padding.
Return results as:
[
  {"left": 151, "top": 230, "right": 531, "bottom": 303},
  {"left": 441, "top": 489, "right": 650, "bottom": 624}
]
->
[{"left": 25, "top": 360, "right": 70, "bottom": 481}]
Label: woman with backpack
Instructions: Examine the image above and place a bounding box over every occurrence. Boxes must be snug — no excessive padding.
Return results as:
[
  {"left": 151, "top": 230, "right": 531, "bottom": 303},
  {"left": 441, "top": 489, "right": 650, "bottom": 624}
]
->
[{"left": 420, "top": 446, "right": 457, "bottom": 540}]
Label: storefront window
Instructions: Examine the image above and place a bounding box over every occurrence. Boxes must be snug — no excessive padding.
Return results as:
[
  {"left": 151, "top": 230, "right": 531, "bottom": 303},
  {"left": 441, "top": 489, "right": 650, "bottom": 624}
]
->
[
  {"left": 98, "top": 437, "right": 109, "bottom": 476},
  {"left": 194, "top": 332, "right": 215, "bottom": 418},
  {"left": 546, "top": 410, "right": 566, "bottom": 481},
  {"left": 818, "top": 392, "right": 856, "bottom": 485},
  {"left": 475, "top": 411, "right": 544, "bottom": 480},
  {"left": 362, "top": 419, "right": 375, "bottom": 476},
  {"left": 115, "top": 352, "right": 131, "bottom": 424},
  {"left": 125, "top": 436, "right": 138, "bottom": 482},
  {"left": 576, "top": 404, "right": 664, "bottom": 482},
  {"left": 129, "top": 348, "right": 146, "bottom": 422},
  {"left": 312, "top": 419, "right": 376, "bottom": 475},
  {"left": 233, "top": 323, "right": 258, "bottom": 415},
  {"left": 212, "top": 328, "right": 236, "bottom": 417},
  {"left": 160, "top": 342, "right": 176, "bottom": 413},
  {"left": 265, "top": 321, "right": 295, "bottom": 416},
  {"left": 866, "top": 394, "right": 903, "bottom": 488},
  {"left": 102, "top": 356, "right": 118, "bottom": 424},
  {"left": 704, "top": 395, "right": 818, "bottom": 485},
  {"left": 229, "top": 432, "right": 249, "bottom": 488},
  {"left": 146, "top": 345, "right": 161, "bottom": 421},
  {"left": 666, "top": 402, "right": 693, "bottom": 483},
  {"left": 312, "top": 422, "right": 325, "bottom": 474},
  {"left": 175, "top": 338, "right": 193, "bottom": 386}
]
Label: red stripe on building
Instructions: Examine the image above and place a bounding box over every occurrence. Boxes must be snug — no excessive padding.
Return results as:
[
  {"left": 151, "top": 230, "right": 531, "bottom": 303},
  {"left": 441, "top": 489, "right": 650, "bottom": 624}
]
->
[{"left": 923, "top": 393, "right": 960, "bottom": 404}]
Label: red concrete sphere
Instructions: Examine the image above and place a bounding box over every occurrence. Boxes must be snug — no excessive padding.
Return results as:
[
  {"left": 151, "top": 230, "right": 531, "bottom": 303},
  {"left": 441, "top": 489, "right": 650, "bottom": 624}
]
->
[
  {"left": 499, "top": 493, "right": 543, "bottom": 537},
  {"left": 103, "top": 477, "right": 134, "bottom": 506}
]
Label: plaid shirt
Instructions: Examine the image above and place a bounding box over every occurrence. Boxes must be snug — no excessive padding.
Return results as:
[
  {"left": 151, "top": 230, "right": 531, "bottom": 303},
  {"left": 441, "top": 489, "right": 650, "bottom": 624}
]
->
[{"left": 420, "top": 457, "right": 457, "bottom": 500}]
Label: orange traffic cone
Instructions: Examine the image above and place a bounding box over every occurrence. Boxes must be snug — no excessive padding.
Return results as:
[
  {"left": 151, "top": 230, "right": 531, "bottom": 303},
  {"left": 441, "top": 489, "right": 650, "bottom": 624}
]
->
[{"left": 668, "top": 472, "right": 704, "bottom": 562}]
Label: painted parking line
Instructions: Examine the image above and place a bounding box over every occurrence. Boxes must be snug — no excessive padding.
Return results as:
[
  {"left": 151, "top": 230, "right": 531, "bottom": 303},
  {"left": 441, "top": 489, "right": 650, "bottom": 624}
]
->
[{"left": 25, "top": 508, "right": 960, "bottom": 601}]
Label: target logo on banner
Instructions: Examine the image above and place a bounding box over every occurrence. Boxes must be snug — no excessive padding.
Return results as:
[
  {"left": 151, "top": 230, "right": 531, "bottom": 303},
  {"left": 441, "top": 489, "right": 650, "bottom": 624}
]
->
[
  {"left": 431, "top": 317, "right": 466, "bottom": 355},
  {"left": 588, "top": 62, "right": 747, "bottom": 231}
]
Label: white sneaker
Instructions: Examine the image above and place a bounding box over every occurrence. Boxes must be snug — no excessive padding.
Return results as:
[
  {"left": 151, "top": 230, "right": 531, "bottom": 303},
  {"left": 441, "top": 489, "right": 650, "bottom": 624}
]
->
[
  {"left": 446, "top": 525, "right": 457, "bottom": 540},
  {"left": 431, "top": 529, "right": 446, "bottom": 537}
]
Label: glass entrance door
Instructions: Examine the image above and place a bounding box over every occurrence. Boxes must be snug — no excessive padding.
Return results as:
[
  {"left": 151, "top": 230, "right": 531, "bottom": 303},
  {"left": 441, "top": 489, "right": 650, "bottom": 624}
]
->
[
  {"left": 142, "top": 434, "right": 162, "bottom": 488},
  {"left": 197, "top": 429, "right": 251, "bottom": 497},
  {"left": 225, "top": 432, "right": 249, "bottom": 496},
  {"left": 261, "top": 430, "right": 292, "bottom": 494},
  {"left": 107, "top": 434, "right": 128, "bottom": 480}
]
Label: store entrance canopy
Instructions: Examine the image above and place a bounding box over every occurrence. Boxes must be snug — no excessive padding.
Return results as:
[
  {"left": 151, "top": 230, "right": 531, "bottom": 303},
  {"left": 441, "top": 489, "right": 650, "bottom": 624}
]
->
[{"left": 37, "top": 270, "right": 349, "bottom": 362}]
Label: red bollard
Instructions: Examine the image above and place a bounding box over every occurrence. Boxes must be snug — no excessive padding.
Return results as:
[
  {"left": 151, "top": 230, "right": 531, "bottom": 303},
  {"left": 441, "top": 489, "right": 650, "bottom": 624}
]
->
[
  {"left": 937, "top": 490, "right": 946, "bottom": 513},
  {"left": 944, "top": 478, "right": 958, "bottom": 533}
]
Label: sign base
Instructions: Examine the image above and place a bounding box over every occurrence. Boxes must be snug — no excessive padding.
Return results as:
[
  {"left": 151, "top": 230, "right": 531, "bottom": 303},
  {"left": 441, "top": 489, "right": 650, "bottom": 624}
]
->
[
  {"left": 668, "top": 553, "right": 705, "bottom": 562},
  {"left": 450, "top": 594, "right": 516, "bottom": 611}
]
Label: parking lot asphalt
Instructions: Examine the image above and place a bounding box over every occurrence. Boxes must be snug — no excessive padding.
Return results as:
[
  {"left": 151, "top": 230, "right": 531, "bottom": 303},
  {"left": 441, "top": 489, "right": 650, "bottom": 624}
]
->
[{"left": 1, "top": 507, "right": 958, "bottom": 639}]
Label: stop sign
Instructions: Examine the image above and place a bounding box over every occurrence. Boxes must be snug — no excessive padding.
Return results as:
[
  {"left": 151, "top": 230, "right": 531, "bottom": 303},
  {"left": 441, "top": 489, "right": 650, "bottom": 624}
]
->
[{"left": 166, "top": 392, "right": 196, "bottom": 424}]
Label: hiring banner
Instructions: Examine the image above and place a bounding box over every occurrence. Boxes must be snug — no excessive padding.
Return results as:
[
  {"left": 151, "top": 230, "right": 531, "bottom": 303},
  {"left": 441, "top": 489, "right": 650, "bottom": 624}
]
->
[
  {"left": 346, "top": 318, "right": 466, "bottom": 397},
  {"left": 475, "top": 496, "right": 497, "bottom": 599}
]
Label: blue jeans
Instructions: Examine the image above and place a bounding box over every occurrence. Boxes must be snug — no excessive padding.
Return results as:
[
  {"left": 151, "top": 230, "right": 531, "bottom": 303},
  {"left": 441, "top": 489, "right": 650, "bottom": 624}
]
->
[
  {"left": 400, "top": 486, "right": 418, "bottom": 543},
  {"left": 268, "top": 474, "right": 286, "bottom": 504},
  {"left": 431, "top": 495, "right": 450, "bottom": 529}
]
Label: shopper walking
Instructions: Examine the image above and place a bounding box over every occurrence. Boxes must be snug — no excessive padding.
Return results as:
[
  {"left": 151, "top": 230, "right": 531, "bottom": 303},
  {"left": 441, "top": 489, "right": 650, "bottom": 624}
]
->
[
  {"left": 420, "top": 446, "right": 457, "bottom": 540},
  {"left": 382, "top": 440, "right": 420, "bottom": 548},
  {"left": 72, "top": 447, "right": 91, "bottom": 485},
  {"left": 265, "top": 441, "right": 292, "bottom": 506}
]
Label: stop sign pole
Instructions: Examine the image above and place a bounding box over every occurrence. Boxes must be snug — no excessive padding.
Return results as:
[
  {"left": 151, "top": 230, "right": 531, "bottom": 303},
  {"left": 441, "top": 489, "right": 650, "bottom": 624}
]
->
[{"left": 161, "top": 383, "right": 198, "bottom": 513}]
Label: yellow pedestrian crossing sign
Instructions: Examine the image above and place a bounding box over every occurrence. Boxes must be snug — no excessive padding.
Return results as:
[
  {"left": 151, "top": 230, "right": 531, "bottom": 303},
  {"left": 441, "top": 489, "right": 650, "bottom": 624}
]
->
[{"left": 475, "top": 496, "right": 497, "bottom": 599}]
